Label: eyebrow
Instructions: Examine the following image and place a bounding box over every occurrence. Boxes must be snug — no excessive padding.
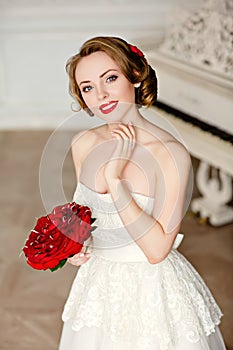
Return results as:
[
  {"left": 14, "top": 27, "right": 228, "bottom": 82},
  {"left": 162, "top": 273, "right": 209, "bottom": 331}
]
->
[{"left": 79, "top": 69, "right": 119, "bottom": 86}]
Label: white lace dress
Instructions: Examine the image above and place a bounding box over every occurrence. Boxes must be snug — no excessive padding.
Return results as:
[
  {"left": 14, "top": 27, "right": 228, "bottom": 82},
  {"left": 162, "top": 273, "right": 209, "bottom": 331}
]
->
[{"left": 59, "top": 182, "right": 226, "bottom": 350}]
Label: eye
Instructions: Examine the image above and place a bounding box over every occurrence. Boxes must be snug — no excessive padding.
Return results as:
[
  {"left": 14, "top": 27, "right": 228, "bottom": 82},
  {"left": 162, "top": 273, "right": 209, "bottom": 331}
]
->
[
  {"left": 106, "top": 75, "right": 118, "bottom": 83},
  {"left": 82, "top": 85, "right": 93, "bottom": 93}
]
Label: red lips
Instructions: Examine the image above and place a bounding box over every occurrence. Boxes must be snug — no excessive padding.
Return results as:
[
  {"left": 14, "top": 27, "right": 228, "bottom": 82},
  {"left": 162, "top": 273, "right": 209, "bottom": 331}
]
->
[{"left": 99, "top": 101, "right": 118, "bottom": 114}]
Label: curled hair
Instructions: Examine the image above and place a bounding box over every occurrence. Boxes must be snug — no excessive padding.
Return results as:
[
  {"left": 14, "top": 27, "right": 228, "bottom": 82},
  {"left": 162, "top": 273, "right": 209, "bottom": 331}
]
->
[{"left": 66, "top": 36, "right": 157, "bottom": 114}]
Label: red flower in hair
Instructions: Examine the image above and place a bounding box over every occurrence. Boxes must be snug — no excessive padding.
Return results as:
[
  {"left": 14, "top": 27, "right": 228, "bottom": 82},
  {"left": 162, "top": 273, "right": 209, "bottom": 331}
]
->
[{"left": 129, "top": 44, "right": 144, "bottom": 58}]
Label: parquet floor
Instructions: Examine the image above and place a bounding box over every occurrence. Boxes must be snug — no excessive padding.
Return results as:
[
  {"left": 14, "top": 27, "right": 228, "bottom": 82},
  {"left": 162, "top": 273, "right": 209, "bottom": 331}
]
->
[{"left": 0, "top": 130, "right": 232, "bottom": 350}]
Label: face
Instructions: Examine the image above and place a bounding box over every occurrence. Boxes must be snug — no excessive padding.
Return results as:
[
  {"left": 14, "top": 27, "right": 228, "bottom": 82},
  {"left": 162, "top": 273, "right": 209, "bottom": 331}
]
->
[{"left": 75, "top": 51, "right": 136, "bottom": 121}]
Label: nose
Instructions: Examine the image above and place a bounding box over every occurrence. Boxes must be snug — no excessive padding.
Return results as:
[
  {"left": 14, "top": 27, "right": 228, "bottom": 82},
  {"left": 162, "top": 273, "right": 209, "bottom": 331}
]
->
[{"left": 96, "top": 83, "right": 108, "bottom": 101}]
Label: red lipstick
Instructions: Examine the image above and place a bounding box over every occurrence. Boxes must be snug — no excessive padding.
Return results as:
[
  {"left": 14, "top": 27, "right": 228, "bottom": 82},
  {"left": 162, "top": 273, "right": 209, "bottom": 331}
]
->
[{"left": 99, "top": 101, "right": 118, "bottom": 114}]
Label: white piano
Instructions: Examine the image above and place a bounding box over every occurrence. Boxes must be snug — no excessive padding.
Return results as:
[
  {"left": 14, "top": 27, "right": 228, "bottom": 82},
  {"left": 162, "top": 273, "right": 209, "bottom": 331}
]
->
[{"left": 146, "top": 0, "right": 233, "bottom": 226}]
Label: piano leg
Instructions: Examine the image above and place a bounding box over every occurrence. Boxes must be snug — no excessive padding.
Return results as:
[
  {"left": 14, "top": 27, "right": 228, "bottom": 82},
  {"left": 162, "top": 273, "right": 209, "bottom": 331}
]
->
[{"left": 191, "top": 160, "right": 233, "bottom": 226}]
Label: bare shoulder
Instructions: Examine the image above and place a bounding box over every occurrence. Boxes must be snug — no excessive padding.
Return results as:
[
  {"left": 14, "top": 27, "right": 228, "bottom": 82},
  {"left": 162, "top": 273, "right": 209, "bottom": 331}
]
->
[
  {"left": 141, "top": 119, "right": 177, "bottom": 144},
  {"left": 143, "top": 121, "right": 191, "bottom": 169},
  {"left": 154, "top": 140, "right": 191, "bottom": 175},
  {"left": 72, "top": 127, "right": 99, "bottom": 145},
  {"left": 71, "top": 127, "right": 103, "bottom": 179},
  {"left": 160, "top": 140, "right": 190, "bottom": 164},
  {"left": 71, "top": 127, "right": 100, "bottom": 160}
]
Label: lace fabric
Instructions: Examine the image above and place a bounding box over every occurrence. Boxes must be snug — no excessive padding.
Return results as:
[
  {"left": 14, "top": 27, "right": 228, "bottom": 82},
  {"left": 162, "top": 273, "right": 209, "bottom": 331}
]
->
[{"left": 61, "top": 182, "right": 223, "bottom": 349}]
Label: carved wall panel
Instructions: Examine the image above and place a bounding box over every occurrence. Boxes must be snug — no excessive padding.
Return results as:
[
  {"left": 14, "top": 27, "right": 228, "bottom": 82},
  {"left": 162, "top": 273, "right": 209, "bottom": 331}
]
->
[{"left": 160, "top": 0, "right": 233, "bottom": 78}]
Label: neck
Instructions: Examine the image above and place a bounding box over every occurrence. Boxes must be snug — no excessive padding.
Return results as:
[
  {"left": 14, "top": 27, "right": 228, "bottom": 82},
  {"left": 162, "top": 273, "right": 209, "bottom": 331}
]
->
[{"left": 106, "top": 108, "right": 147, "bottom": 132}]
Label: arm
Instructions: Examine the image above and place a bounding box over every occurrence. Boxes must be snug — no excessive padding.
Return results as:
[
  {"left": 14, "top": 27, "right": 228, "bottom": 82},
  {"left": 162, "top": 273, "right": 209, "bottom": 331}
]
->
[
  {"left": 71, "top": 129, "right": 89, "bottom": 181},
  {"left": 105, "top": 127, "right": 191, "bottom": 264},
  {"left": 68, "top": 130, "right": 93, "bottom": 267}
]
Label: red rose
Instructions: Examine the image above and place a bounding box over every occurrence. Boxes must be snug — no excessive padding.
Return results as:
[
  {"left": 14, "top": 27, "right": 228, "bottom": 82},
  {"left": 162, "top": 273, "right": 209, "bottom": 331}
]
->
[
  {"left": 128, "top": 44, "right": 144, "bottom": 58},
  {"left": 22, "top": 202, "right": 96, "bottom": 271},
  {"left": 49, "top": 202, "right": 93, "bottom": 244}
]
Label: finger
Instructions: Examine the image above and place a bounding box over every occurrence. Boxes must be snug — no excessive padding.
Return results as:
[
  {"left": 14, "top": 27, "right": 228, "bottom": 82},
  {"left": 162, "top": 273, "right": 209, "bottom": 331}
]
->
[
  {"left": 114, "top": 127, "right": 135, "bottom": 151},
  {"left": 67, "top": 255, "right": 90, "bottom": 266},
  {"left": 111, "top": 129, "right": 132, "bottom": 146},
  {"left": 116, "top": 125, "right": 135, "bottom": 148},
  {"left": 117, "top": 123, "right": 136, "bottom": 143},
  {"left": 81, "top": 246, "right": 88, "bottom": 254},
  {"left": 112, "top": 131, "right": 134, "bottom": 160},
  {"left": 127, "top": 123, "right": 136, "bottom": 141},
  {"left": 69, "top": 252, "right": 83, "bottom": 260},
  {"left": 68, "top": 252, "right": 85, "bottom": 262},
  {"left": 117, "top": 123, "right": 133, "bottom": 139},
  {"left": 111, "top": 132, "right": 124, "bottom": 157},
  {"left": 111, "top": 130, "right": 130, "bottom": 156}
]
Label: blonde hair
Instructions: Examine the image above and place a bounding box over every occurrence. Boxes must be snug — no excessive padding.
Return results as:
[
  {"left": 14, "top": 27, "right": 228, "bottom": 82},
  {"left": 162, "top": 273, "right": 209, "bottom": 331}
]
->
[{"left": 66, "top": 36, "right": 158, "bottom": 115}]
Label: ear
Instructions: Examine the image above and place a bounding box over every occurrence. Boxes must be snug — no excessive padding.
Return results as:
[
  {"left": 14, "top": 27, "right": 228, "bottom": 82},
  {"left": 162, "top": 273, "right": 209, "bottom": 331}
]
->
[{"left": 134, "top": 82, "right": 141, "bottom": 88}]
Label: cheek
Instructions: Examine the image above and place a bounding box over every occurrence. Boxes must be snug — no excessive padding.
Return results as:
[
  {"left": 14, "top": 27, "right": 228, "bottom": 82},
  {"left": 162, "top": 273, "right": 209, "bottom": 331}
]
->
[
  {"left": 81, "top": 93, "right": 95, "bottom": 108},
  {"left": 122, "top": 83, "right": 135, "bottom": 101}
]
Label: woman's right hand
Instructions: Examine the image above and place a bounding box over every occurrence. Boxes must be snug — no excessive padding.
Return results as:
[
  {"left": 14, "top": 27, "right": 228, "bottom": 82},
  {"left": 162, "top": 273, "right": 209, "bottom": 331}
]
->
[{"left": 67, "top": 247, "right": 91, "bottom": 266}]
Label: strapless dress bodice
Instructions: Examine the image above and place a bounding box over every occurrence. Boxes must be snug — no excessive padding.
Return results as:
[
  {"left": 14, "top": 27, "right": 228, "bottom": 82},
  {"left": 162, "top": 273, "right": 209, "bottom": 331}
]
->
[{"left": 72, "top": 182, "right": 184, "bottom": 262}]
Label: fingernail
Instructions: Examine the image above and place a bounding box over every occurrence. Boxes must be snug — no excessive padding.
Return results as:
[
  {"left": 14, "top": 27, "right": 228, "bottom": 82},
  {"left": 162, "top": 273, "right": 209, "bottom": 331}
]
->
[
  {"left": 86, "top": 253, "right": 91, "bottom": 258},
  {"left": 79, "top": 253, "right": 84, "bottom": 257}
]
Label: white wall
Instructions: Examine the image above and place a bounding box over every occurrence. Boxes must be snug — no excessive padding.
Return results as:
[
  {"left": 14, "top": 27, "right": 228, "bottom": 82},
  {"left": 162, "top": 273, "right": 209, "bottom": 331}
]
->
[{"left": 0, "top": 0, "right": 204, "bottom": 130}]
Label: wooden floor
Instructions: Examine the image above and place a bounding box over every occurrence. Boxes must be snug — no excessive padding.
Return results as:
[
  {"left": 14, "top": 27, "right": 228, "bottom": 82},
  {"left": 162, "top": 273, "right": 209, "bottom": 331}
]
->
[{"left": 0, "top": 130, "right": 232, "bottom": 350}]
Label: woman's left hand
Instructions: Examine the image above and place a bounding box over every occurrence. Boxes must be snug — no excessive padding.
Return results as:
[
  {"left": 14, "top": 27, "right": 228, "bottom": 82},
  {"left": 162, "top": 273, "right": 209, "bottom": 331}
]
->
[{"left": 104, "top": 122, "right": 136, "bottom": 181}]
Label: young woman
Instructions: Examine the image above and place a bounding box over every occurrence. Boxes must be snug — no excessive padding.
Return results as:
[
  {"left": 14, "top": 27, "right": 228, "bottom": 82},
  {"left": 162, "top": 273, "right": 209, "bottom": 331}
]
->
[{"left": 58, "top": 36, "right": 226, "bottom": 350}]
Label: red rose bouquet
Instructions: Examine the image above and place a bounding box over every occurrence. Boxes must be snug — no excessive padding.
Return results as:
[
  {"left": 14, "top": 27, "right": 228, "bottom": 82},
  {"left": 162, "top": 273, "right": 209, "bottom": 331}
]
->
[{"left": 22, "top": 202, "right": 96, "bottom": 271}]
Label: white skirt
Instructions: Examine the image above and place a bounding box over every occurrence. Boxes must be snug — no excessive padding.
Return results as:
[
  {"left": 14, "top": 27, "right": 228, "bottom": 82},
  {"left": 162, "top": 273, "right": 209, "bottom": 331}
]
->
[
  {"left": 59, "top": 322, "right": 226, "bottom": 350},
  {"left": 58, "top": 249, "right": 226, "bottom": 350}
]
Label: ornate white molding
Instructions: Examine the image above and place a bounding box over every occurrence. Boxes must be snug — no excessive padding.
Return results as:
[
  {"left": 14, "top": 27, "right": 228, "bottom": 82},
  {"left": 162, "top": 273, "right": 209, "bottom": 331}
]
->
[
  {"left": 191, "top": 161, "right": 233, "bottom": 226},
  {"left": 159, "top": 0, "right": 233, "bottom": 78}
]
